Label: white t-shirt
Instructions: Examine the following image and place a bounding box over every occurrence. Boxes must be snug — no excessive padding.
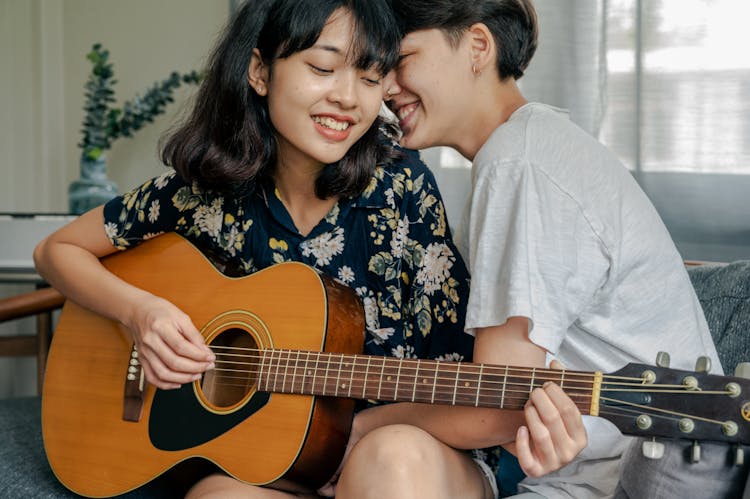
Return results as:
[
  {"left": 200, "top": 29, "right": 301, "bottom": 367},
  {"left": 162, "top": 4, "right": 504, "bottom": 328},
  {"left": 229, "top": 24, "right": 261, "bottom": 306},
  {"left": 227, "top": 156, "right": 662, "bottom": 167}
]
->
[{"left": 456, "top": 103, "right": 720, "bottom": 498}]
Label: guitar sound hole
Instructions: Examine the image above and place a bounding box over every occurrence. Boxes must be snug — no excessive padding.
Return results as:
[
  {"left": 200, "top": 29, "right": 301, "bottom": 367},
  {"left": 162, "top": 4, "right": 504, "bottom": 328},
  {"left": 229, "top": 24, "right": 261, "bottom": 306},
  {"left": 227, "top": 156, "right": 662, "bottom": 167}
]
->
[{"left": 201, "top": 328, "right": 260, "bottom": 408}]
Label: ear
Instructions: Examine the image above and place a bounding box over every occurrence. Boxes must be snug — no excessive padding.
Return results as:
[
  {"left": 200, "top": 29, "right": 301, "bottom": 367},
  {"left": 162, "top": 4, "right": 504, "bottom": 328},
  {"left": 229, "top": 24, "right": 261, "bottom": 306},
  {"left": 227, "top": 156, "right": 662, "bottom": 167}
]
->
[
  {"left": 466, "top": 23, "right": 495, "bottom": 76},
  {"left": 247, "top": 48, "right": 269, "bottom": 96}
]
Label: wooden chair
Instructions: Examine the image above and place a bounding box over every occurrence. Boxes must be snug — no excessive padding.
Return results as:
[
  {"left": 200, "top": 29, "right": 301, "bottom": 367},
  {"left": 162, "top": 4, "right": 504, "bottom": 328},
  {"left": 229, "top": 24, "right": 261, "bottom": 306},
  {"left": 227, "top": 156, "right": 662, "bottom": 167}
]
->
[{"left": 0, "top": 287, "right": 65, "bottom": 394}]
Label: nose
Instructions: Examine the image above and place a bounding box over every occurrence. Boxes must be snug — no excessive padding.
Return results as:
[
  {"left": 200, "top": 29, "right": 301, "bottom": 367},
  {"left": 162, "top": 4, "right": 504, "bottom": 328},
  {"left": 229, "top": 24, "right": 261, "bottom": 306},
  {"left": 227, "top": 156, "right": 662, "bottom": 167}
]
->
[
  {"left": 383, "top": 71, "right": 401, "bottom": 101},
  {"left": 329, "top": 71, "right": 357, "bottom": 109}
]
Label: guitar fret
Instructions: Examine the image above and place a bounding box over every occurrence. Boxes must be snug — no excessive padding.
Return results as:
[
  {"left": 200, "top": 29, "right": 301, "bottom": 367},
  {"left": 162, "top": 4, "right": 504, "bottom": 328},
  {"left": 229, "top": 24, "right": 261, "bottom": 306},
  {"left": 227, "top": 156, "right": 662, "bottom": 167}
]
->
[
  {"left": 452, "top": 363, "right": 461, "bottom": 405},
  {"left": 501, "top": 365, "right": 508, "bottom": 408},
  {"left": 322, "top": 352, "right": 331, "bottom": 396},
  {"left": 412, "top": 359, "right": 421, "bottom": 402},
  {"left": 431, "top": 363, "right": 439, "bottom": 403},
  {"left": 301, "top": 351, "right": 310, "bottom": 395},
  {"left": 290, "top": 350, "right": 300, "bottom": 394},
  {"left": 377, "top": 357, "right": 386, "bottom": 400},
  {"left": 363, "top": 356, "right": 371, "bottom": 399},
  {"left": 310, "top": 352, "right": 320, "bottom": 395},
  {"left": 282, "top": 349, "right": 291, "bottom": 393},
  {"left": 529, "top": 367, "right": 536, "bottom": 394},
  {"left": 346, "top": 356, "right": 354, "bottom": 397},
  {"left": 299, "top": 350, "right": 306, "bottom": 394},
  {"left": 268, "top": 350, "right": 279, "bottom": 392},
  {"left": 259, "top": 350, "right": 268, "bottom": 391},
  {"left": 334, "top": 355, "right": 343, "bottom": 396},
  {"left": 394, "top": 358, "right": 404, "bottom": 400},
  {"left": 475, "top": 364, "right": 484, "bottom": 407}
]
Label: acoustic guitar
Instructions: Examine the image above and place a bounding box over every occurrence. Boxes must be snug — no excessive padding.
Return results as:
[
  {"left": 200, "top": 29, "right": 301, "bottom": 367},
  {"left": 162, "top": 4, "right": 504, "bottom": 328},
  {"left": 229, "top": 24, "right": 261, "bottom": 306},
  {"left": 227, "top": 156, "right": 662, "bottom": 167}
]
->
[{"left": 42, "top": 233, "right": 750, "bottom": 497}]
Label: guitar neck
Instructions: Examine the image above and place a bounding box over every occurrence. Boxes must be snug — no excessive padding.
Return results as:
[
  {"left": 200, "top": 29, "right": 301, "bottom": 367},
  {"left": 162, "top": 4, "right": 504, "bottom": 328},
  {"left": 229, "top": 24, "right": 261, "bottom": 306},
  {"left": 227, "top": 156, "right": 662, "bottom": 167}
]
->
[{"left": 255, "top": 349, "right": 599, "bottom": 415}]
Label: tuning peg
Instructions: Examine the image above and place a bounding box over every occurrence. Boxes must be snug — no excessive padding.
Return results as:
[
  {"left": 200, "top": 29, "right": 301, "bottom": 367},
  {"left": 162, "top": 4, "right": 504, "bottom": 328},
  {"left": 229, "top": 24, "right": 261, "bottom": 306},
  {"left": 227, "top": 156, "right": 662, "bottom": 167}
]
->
[
  {"left": 690, "top": 441, "right": 701, "bottom": 463},
  {"left": 694, "top": 356, "right": 711, "bottom": 374},
  {"left": 655, "top": 351, "right": 670, "bottom": 368},
  {"left": 734, "top": 362, "right": 750, "bottom": 379},
  {"left": 734, "top": 445, "right": 745, "bottom": 466},
  {"left": 642, "top": 438, "right": 665, "bottom": 459}
]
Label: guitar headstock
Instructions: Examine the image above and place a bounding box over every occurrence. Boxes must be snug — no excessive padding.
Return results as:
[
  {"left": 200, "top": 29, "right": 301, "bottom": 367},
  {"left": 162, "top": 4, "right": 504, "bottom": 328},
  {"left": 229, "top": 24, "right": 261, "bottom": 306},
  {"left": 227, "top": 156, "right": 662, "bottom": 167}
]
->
[{"left": 599, "top": 359, "right": 750, "bottom": 446}]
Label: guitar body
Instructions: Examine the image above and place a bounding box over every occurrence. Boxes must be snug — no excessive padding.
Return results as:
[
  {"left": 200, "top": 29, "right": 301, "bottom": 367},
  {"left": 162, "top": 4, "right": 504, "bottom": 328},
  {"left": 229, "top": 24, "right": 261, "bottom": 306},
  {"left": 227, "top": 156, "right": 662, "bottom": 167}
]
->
[{"left": 42, "top": 233, "right": 364, "bottom": 497}]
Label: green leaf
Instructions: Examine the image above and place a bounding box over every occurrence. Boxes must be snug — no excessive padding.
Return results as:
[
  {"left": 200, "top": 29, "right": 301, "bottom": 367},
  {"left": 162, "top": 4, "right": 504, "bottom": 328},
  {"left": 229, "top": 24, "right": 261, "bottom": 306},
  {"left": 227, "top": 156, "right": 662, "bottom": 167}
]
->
[{"left": 85, "top": 147, "right": 103, "bottom": 161}]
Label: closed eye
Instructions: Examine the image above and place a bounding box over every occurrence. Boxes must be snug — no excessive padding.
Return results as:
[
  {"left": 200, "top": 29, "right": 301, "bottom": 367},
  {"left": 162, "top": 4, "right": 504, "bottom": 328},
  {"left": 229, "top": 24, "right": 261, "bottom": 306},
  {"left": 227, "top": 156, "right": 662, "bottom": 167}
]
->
[
  {"left": 362, "top": 77, "right": 381, "bottom": 86},
  {"left": 309, "top": 64, "right": 333, "bottom": 75}
]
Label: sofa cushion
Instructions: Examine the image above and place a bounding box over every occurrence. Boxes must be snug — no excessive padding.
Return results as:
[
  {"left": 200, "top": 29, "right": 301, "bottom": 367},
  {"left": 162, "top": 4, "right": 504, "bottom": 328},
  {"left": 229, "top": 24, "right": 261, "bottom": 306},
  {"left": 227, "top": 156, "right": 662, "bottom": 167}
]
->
[
  {"left": 687, "top": 260, "right": 750, "bottom": 374},
  {"left": 0, "top": 397, "right": 75, "bottom": 498},
  {"left": 0, "top": 397, "right": 180, "bottom": 498},
  {"left": 614, "top": 261, "right": 750, "bottom": 499}
]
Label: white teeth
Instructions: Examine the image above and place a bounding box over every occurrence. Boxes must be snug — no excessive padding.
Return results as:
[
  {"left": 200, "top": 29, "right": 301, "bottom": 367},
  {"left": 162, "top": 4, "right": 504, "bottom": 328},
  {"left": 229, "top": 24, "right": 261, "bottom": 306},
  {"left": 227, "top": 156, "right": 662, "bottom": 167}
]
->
[
  {"left": 398, "top": 104, "right": 417, "bottom": 122},
  {"left": 313, "top": 116, "right": 351, "bottom": 131}
]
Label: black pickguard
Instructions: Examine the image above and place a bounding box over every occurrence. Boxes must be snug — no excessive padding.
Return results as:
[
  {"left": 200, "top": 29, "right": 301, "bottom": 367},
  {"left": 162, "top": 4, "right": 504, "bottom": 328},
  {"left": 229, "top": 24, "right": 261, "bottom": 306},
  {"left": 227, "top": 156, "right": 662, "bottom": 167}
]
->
[{"left": 149, "top": 386, "right": 271, "bottom": 451}]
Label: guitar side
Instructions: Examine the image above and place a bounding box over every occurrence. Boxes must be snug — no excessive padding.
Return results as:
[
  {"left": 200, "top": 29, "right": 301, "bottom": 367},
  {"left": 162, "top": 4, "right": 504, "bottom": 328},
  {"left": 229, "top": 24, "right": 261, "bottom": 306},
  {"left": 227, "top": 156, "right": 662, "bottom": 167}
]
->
[{"left": 42, "top": 233, "right": 364, "bottom": 497}]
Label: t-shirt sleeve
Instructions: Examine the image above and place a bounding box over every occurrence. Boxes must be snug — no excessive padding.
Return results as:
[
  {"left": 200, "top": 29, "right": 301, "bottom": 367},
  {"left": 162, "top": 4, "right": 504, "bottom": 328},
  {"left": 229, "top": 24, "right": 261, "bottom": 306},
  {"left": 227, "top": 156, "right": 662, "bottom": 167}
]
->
[
  {"left": 102, "top": 169, "right": 193, "bottom": 250},
  {"left": 464, "top": 159, "right": 609, "bottom": 355}
]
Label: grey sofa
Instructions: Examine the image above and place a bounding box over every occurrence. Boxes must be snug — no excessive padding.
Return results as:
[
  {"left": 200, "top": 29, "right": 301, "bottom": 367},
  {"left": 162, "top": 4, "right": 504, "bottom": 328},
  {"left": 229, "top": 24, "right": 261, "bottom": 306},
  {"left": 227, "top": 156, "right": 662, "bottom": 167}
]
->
[{"left": 1, "top": 261, "right": 749, "bottom": 498}]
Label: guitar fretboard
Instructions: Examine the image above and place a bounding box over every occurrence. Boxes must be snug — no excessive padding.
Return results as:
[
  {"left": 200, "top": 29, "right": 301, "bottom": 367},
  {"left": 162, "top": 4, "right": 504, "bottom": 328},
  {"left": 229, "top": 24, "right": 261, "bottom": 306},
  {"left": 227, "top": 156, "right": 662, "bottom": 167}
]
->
[{"left": 257, "top": 349, "right": 597, "bottom": 413}]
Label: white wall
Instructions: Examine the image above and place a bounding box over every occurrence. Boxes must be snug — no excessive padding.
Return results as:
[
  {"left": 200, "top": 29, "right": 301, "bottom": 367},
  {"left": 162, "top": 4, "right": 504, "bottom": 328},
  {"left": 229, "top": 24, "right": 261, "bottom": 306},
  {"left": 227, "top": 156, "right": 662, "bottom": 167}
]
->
[
  {"left": 0, "top": 0, "right": 229, "bottom": 213},
  {"left": 0, "top": 0, "right": 229, "bottom": 398}
]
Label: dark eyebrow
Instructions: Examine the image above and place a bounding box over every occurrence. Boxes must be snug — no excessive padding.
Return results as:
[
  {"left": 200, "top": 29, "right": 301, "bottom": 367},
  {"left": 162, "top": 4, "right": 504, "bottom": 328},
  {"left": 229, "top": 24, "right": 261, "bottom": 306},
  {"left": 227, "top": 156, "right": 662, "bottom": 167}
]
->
[{"left": 311, "top": 44, "right": 345, "bottom": 55}]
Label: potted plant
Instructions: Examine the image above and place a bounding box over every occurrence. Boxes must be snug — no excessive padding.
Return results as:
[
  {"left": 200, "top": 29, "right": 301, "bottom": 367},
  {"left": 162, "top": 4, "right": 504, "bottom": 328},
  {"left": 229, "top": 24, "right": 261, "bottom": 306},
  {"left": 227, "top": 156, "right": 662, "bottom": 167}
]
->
[{"left": 69, "top": 43, "right": 201, "bottom": 214}]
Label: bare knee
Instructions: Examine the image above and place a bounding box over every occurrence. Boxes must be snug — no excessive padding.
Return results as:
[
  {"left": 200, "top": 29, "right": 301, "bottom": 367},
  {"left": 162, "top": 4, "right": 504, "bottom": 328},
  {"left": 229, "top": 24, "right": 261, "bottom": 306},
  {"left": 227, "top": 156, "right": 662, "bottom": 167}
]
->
[
  {"left": 186, "top": 473, "right": 307, "bottom": 499},
  {"left": 336, "top": 424, "right": 448, "bottom": 497},
  {"left": 336, "top": 424, "right": 492, "bottom": 499},
  {"left": 355, "top": 424, "right": 440, "bottom": 467}
]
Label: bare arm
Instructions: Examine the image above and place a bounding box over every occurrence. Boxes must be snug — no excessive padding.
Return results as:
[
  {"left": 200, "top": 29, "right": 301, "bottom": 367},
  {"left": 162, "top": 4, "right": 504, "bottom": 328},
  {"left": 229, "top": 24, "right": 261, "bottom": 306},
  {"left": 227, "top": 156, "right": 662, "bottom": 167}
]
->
[
  {"left": 348, "top": 317, "right": 586, "bottom": 476},
  {"left": 33, "top": 207, "right": 214, "bottom": 389}
]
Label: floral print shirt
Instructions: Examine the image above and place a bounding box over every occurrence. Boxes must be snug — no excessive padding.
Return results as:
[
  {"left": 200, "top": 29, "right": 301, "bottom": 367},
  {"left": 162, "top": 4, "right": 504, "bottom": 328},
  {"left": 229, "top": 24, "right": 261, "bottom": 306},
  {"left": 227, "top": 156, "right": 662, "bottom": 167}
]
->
[
  {"left": 103, "top": 150, "right": 472, "bottom": 364},
  {"left": 102, "top": 150, "right": 507, "bottom": 478}
]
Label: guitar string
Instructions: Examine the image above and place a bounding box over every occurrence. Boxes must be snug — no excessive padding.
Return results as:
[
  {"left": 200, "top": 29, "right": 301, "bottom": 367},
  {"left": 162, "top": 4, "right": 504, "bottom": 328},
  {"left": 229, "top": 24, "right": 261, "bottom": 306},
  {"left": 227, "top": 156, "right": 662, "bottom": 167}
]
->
[
  {"left": 207, "top": 344, "right": 692, "bottom": 384},
  {"left": 204, "top": 348, "right": 732, "bottom": 394},
  {"left": 200, "top": 365, "right": 727, "bottom": 412},
  {"left": 197, "top": 375, "right": 731, "bottom": 425},
  {"left": 212, "top": 357, "right": 699, "bottom": 391},
  {"left": 599, "top": 401, "right": 741, "bottom": 429},
  {"left": 194, "top": 374, "right": 734, "bottom": 428},
  {"left": 200, "top": 352, "right": 739, "bottom": 423},
  {"left": 198, "top": 372, "right": 726, "bottom": 429},
  {"left": 190, "top": 347, "right": 740, "bottom": 428},
  {"left": 598, "top": 396, "right": 731, "bottom": 426},
  {"left": 207, "top": 345, "right": 628, "bottom": 382},
  {"left": 202, "top": 370, "right": 598, "bottom": 400}
]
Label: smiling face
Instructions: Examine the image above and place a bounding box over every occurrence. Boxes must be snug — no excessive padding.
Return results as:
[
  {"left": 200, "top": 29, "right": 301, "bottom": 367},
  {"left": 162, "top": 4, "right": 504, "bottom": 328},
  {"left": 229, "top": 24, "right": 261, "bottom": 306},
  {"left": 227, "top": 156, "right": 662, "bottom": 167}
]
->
[
  {"left": 255, "top": 9, "right": 385, "bottom": 172},
  {"left": 386, "top": 29, "right": 475, "bottom": 153}
]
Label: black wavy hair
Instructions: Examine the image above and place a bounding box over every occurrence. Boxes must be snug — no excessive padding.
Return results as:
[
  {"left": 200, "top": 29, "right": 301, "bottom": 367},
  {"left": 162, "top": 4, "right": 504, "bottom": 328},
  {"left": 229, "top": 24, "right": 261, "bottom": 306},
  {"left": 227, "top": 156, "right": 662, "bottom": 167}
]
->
[
  {"left": 161, "top": 0, "right": 401, "bottom": 198},
  {"left": 390, "top": 0, "right": 538, "bottom": 80}
]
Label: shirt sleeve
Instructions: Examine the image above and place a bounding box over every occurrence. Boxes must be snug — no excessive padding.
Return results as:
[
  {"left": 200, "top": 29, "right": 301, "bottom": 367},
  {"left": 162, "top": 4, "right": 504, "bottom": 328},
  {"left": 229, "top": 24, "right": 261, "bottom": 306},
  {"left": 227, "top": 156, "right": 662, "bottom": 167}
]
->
[
  {"left": 102, "top": 169, "right": 196, "bottom": 249},
  {"left": 464, "top": 158, "right": 609, "bottom": 355},
  {"left": 399, "top": 152, "right": 474, "bottom": 362}
]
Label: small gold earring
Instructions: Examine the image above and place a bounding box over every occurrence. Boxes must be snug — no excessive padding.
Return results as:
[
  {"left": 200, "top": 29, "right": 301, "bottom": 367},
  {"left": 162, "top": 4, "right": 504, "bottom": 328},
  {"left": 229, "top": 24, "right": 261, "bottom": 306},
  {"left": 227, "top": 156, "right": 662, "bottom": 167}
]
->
[{"left": 472, "top": 64, "right": 481, "bottom": 77}]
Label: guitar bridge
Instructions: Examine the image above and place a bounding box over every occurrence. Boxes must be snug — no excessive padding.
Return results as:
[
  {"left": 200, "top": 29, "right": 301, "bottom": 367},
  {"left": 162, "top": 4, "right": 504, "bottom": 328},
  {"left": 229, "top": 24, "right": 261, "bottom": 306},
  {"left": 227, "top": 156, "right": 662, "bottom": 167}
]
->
[{"left": 122, "top": 344, "right": 145, "bottom": 422}]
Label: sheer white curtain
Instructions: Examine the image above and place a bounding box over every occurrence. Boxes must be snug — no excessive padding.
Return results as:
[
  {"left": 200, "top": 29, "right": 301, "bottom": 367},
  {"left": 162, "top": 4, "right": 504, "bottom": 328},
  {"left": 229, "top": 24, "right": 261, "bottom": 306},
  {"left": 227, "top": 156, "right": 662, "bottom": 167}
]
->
[
  {"left": 601, "top": 0, "right": 750, "bottom": 261},
  {"left": 430, "top": 0, "right": 750, "bottom": 262},
  {"left": 430, "top": 0, "right": 608, "bottom": 234}
]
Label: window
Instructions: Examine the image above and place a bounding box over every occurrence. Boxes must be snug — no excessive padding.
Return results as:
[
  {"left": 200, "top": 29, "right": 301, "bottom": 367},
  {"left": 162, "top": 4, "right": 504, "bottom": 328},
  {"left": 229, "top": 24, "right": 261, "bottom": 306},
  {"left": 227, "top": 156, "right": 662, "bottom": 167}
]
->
[{"left": 602, "top": 0, "right": 750, "bottom": 174}]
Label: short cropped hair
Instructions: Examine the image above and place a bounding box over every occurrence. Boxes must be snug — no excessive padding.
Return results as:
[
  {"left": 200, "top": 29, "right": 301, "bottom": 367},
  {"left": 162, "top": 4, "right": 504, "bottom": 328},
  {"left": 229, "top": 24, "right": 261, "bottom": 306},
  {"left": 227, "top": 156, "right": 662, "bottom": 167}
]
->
[{"left": 390, "top": 0, "right": 538, "bottom": 81}]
